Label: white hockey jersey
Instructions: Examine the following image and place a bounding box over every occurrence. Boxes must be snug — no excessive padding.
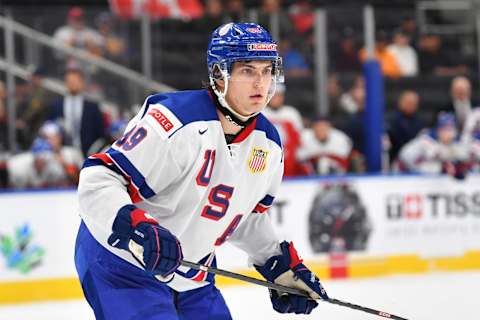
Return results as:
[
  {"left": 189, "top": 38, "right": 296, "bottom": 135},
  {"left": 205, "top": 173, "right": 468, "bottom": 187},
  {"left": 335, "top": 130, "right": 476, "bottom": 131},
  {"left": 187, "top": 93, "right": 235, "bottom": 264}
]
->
[
  {"left": 78, "top": 89, "right": 284, "bottom": 291},
  {"left": 397, "top": 130, "right": 469, "bottom": 174},
  {"left": 297, "top": 128, "right": 352, "bottom": 174},
  {"left": 461, "top": 107, "right": 480, "bottom": 142}
]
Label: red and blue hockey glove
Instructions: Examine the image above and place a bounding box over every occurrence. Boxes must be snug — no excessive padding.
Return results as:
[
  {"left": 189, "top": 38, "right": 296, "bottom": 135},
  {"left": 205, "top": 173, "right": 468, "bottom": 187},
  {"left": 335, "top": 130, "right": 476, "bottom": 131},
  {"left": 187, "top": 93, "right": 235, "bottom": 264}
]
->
[
  {"left": 107, "top": 204, "right": 183, "bottom": 278},
  {"left": 255, "top": 241, "right": 328, "bottom": 314}
]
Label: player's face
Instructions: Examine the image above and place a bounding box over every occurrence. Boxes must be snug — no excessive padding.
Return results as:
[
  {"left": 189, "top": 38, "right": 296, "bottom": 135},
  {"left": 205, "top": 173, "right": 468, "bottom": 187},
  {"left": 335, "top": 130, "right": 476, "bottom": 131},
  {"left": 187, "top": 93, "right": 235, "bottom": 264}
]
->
[
  {"left": 313, "top": 120, "right": 331, "bottom": 141},
  {"left": 65, "top": 72, "right": 85, "bottom": 95},
  {"left": 438, "top": 126, "right": 456, "bottom": 144},
  {"left": 225, "top": 60, "right": 273, "bottom": 116}
]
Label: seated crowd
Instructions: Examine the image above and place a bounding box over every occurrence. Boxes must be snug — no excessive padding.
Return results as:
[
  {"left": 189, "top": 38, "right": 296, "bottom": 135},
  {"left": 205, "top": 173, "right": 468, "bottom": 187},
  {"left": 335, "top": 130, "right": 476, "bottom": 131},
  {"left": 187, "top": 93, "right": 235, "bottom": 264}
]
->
[{"left": 1, "top": 1, "right": 479, "bottom": 188}]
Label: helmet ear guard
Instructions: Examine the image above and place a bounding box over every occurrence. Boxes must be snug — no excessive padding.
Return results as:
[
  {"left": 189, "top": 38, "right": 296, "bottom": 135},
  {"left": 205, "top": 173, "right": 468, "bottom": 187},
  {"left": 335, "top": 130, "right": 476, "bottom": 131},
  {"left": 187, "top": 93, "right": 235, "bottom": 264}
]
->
[{"left": 212, "top": 67, "right": 223, "bottom": 80}]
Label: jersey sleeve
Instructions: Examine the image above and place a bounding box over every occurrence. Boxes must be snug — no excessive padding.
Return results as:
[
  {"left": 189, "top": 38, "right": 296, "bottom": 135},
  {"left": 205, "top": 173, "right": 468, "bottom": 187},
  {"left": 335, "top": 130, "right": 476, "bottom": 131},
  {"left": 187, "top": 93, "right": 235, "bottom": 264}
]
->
[
  {"left": 397, "top": 137, "right": 425, "bottom": 172},
  {"left": 78, "top": 96, "right": 194, "bottom": 234},
  {"left": 398, "top": 135, "right": 441, "bottom": 174},
  {"left": 226, "top": 150, "right": 284, "bottom": 265}
]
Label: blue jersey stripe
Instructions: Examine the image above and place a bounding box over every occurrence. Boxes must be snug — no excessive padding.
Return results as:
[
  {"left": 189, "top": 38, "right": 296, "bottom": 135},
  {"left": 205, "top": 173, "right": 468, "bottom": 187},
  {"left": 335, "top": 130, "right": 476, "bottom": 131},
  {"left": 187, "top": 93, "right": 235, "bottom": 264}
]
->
[
  {"left": 140, "top": 90, "right": 218, "bottom": 124},
  {"left": 255, "top": 114, "right": 282, "bottom": 148},
  {"left": 259, "top": 194, "right": 274, "bottom": 207},
  {"left": 106, "top": 148, "right": 156, "bottom": 199},
  {"left": 82, "top": 158, "right": 127, "bottom": 178}
]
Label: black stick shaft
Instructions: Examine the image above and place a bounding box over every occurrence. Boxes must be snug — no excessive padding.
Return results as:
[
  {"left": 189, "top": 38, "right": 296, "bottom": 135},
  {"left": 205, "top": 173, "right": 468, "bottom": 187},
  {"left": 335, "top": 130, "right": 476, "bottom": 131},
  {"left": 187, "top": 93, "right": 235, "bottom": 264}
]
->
[
  {"left": 180, "top": 259, "right": 409, "bottom": 320},
  {"left": 180, "top": 259, "right": 306, "bottom": 295}
]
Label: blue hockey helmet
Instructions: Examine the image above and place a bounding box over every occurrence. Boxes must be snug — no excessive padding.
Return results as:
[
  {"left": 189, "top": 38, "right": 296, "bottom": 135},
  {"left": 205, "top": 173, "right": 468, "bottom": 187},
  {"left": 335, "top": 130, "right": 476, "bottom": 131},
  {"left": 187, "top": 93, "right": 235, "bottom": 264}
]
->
[
  {"left": 207, "top": 23, "right": 284, "bottom": 123},
  {"left": 436, "top": 112, "right": 456, "bottom": 130},
  {"left": 207, "top": 22, "right": 283, "bottom": 82},
  {"left": 31, "top": 138, "right": 54, "bottom": 161}
]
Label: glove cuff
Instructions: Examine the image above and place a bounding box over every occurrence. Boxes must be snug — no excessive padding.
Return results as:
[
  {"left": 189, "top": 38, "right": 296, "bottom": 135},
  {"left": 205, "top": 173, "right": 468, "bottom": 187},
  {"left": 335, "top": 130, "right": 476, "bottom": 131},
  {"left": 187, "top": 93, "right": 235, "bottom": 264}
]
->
[
  {"left": 286, "top": 241, "right": 303, "bottom": 269},
  {"left": 115, "top": 204, "right": 158, "bottom": 229},
  {"left": 130, "top": 208, "right": 158, "bottom": 228}
]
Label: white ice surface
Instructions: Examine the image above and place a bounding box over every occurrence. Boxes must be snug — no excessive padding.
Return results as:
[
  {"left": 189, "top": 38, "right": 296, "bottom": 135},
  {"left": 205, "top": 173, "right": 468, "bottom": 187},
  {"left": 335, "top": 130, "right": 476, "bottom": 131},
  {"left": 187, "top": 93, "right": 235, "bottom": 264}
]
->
[{"left": 0, "top": 271, "right": 478, "bottom": 320}]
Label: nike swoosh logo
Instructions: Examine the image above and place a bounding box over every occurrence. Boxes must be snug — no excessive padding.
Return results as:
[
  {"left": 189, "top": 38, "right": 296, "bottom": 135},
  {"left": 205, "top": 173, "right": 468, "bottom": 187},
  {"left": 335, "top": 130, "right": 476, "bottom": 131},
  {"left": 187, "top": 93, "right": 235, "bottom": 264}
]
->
[{"left": 199, "top": 128, "right": 208, "bottom": 135}]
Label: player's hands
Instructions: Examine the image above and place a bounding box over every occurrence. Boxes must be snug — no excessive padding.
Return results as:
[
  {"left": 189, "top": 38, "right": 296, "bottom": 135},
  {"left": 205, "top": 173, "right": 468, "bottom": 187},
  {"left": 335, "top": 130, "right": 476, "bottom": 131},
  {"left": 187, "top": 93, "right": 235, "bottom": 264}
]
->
[
  {"left": 107, "top": 204, "right": 183, "bottom": 278},
  {"left": 267, "top": 289, "right": 318, "bottom": 314},
  {"left": 442, "top": 160, "right": 470, "bottom": 180},
  {"left": 255, "top": 241, "right": 328, "bottom": 314}
]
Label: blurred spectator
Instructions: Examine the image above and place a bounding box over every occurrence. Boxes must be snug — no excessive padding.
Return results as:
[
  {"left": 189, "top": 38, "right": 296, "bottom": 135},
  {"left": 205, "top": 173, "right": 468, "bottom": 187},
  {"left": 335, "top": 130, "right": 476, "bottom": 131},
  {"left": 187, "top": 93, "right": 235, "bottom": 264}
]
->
[
  {"left": 460, "top": 107, "right": 480, "bottom": 173},
  {"left": 462, "top": 106, "right": 480, "bottom": 142},
  {"left": 326, "top": 74, "right": 344, "bottom": 126},
  {"left": 359, "top": 31, "right": 401, "bottom": 78},
  {"left": 441, "top": 76, "right": 475, "bottom": 131},
  {"left": 257, "top": 0, "right": 293, "bottom": 40},
  {"left": 339, "top": 75, "right": 364, "bottom": 115},
  {"left": 15, "top": 67, "right": 53, "bottom": 149},
  {"left": 340, "top": 81, "right": 366, "bottom": 171},
  {"left": 53, "top": 7, "right": 103, "bottom": 70},
  {"left": 87, "top": 118, "right": 128, "bottom": 155},
  {"left": 93, "top": 12, "right": 129, "bottom": 103},
  {"left": 225, "top": 0, "right": 246, "bottom": 22},
  {"left": 288, "top": 0, "right": 314, "bottom": 34},
  {"left": 48, "top": 69, "right": 106, "bottom": 157},
  {"left": 387, "top": 30, "right": 418, "bottom": 76},
  {"left": 418, "top": 34, "right": 468, "bottom": 76},
  {"left": 95, "top": 12, "right": 126, "bottom": 62},
  {"left": 333, "top": 28, "right": 362, "bottom": 73},
  {"left": 279, "top": 38, "right": 310, "bottom": 78},
  {"left": 39, "top": 121, "right": 84, "bottom": 184},
  {"left": 297, "top": 117, "right": 352, "bottom": 175},
  {"left": 7, "top": 138, "right": 69, "bottom": 189},
  {"left": 399, "top": 16, "right": 419, "bottom": 47},
  {"left": 397, "top": 113, "right": 470, "bottom": 178},
  {"left": 386, "top": 90, "right": 425, "bottom": 163},
  {"left": 263, "top": 84, "right": 307, "bottom": 176},
  {"left": 194, "top": 0, "right": 224, "bottom": 32}
]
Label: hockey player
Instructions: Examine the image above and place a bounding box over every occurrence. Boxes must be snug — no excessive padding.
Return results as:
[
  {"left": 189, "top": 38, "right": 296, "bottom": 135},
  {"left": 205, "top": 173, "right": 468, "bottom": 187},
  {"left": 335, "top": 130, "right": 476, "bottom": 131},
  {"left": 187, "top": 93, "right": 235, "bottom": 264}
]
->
[
  {"left": 397, "top": 112, "right": 470, "bottom": 178},
  {"left": 459, "top": 107, "right": 480, "bottom": 172},
  {"left": 297, "top": 117, "right": 352, "bottom": 175},
  {"left": 75, "top": 22, "right": 328, "bottom": 320}
]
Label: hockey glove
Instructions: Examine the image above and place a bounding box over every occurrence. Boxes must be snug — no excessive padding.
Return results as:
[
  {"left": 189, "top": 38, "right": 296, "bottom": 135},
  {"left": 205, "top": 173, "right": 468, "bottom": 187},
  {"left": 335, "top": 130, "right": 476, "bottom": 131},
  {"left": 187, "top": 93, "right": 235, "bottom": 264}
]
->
[
  {"left": 255, "top": 241, "right": 328, "bottom": 314},
  {"left": 107, "top": 204, "right": 183, "bottom": 278}
]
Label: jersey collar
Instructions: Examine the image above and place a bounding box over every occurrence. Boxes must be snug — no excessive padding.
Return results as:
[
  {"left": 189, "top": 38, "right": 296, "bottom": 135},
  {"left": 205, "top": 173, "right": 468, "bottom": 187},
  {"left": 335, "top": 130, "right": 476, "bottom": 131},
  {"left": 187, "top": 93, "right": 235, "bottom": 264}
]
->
[
  {"left": 232, "top": 117, "right": 257, "bottom": 144},
  {"left": 207, "top": 88, "right": 258, "bottom": 144}
]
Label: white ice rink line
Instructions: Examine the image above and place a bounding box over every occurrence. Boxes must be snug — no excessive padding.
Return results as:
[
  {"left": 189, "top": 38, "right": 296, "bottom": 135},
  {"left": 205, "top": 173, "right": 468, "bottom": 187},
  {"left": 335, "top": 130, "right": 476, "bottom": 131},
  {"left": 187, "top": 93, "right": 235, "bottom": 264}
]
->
[{"left": 1, "top": 271, "right": 479, "bottom": 320}]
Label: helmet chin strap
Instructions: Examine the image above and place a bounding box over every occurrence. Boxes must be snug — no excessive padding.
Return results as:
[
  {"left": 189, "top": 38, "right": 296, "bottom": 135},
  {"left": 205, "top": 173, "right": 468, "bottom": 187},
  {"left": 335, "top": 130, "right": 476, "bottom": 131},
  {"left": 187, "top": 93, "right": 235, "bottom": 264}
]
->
[
  {"left": 210, "top": 76, "right": 251, "bottom": 127},
  {"left": 209, "top": 72, "right": 277, "bottom": 128}
]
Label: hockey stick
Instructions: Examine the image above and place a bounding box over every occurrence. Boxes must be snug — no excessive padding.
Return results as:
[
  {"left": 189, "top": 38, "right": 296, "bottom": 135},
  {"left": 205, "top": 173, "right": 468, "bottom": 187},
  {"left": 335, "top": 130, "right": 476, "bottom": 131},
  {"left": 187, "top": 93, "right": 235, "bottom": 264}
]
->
[
  {"left": 181, "top": 260, "right": 409, "bottom": 320},
  {"left": 128, "top": 242, "right": 408, "bottom": 319}
]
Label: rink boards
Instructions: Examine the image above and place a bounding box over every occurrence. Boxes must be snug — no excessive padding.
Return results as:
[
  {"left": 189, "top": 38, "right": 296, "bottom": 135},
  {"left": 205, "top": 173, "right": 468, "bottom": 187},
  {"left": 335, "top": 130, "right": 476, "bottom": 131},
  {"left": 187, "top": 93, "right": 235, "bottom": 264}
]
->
[{"left": 1, "top": 174, "right": 480, "bottom": 304}]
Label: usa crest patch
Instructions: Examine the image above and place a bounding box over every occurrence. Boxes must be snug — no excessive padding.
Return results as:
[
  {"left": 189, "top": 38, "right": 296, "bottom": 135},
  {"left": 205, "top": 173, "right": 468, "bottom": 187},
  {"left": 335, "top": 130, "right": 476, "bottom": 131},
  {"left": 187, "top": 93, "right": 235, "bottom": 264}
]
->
[{"left": 248, "top": 148, "right": 268, "bottom": 173}]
